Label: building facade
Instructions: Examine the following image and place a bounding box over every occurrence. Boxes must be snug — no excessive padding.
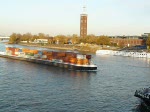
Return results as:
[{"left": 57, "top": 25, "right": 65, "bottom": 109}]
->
[
  {"left": 110, "top": 38, "right": 144, "bottom": 47},
  {"left": 80, "top": 14, "right": 87, "bottom": 38}
]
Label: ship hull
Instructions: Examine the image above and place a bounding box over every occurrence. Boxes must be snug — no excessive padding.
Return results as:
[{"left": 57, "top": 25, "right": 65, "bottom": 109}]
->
[{"left": 0, "top": 53, "right": 97, "bottom": 71}]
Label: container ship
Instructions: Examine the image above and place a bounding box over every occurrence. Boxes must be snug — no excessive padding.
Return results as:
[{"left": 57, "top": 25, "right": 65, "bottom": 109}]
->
[{"left": 0, "top": 47, "right": 97, "bottom": 71}]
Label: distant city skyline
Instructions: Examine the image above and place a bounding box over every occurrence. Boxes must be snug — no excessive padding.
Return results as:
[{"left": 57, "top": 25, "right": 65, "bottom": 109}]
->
[{"left": 0, "top": 0, "right": 150, "bottom": 36}]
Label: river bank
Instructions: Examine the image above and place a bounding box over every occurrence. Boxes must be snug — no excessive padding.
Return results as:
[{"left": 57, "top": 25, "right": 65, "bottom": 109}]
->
[
  {"left": 5, "top": 41, "right": 122, "bottom": 54},
  {"left": 7, "top": 42, "right": 101, "bottom": 53}
]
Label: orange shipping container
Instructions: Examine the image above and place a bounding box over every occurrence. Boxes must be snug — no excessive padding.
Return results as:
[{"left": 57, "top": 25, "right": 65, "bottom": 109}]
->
[
  {"left": 47, "top": 55, "right": 53, "bottom": 59},
  {"left": 70, "top": 58, "right": 77, "bottom": 64},
  {"left": 83, "top": 59, "right": 89, "bottom": 65},
  {"left": 30, "top": 50, "right": 38, "bottom": 54},
  {"left": 77, "top": 59, "right": 83, "bottom": 65},
  {"left": 47, "top": 52, "right": 52, "bottom": 55},
  {"left": 43, "top": 51, "right": 49, "bottom": 55},
  {"left": 22, "top": 48, "right": 30, "bottom": 52},
  {"left": 63, "top": 57, "right": 70, "bottom": 63},
  {"left": 57, "top": 52, "right": 66, "bottom": 57},
  {"left": 15, "top": 48, "right": 19, "bottom": 52},
  {"left": 66, "top": 53, "right": 76, "bottom": 58},
  {"left": 48, "top": 57, "right": 53, "bottom": 61},
  {"left": 6, "top": 47, "right": 11, "bottom": 51}
]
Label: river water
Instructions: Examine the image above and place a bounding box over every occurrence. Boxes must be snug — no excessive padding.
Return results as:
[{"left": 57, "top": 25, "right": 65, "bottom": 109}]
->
[{"left": 0, "top": 42, "right": 150, "bottom": 112}]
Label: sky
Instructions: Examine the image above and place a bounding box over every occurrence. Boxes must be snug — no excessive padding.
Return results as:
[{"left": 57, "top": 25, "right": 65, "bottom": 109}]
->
[{"left": 0, "top": 0, "right": 150, "bottom": 36}]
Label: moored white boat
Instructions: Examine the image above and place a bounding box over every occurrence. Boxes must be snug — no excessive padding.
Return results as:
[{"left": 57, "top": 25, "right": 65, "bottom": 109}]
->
[
  {"left": 147, "top": 53, "right": 150, "bottom": 58},
  {"left": 132, "top": 52, "right": 147, "bottom": 58},
  {"left": 96, "top": 49, "right": 150, "bottom": 59},
  {"left": 96, "top": 50, "right": 113, "bottom": 55}
]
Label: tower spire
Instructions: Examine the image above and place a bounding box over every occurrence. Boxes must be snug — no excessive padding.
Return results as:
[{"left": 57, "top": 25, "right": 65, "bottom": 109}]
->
[
  {"left": 82, "top": 0, "right": 87, "bottom": 14},
  {"left": 83, "top": 6, "right": 86, "bottom": 14}
]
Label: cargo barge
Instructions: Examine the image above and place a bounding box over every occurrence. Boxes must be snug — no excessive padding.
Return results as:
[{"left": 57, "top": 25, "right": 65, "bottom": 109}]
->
[{"left": 0, "top": 47, "right": 97, "bottom": 71}]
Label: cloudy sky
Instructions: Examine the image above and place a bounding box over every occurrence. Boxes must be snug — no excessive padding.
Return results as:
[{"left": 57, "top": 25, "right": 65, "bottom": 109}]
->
[{"left": 0, "top": 0, "right": 150, "bottom": 36}]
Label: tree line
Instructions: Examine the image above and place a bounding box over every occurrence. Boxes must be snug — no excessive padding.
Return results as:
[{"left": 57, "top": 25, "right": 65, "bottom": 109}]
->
[
  {"left": 146, "top": 34, "right": 150, "bottom": 50},
  {"left": 9, "top": 33, "right": 111, "bottom": 45},
  {"left": 9, "top": 32, "right": 150, "bottom": 49}
]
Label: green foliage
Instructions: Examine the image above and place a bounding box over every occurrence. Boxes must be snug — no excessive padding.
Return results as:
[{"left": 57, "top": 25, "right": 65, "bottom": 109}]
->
[
  {"left": 9, "top": 33, "right": 111, "bottom": 47},
  {"left": 146, "top": 35, "right": 150, "bottom": 48},
  {"left": 9, "top": 33, "right": 22, "bottom": 44},
  {"left": 53, "top": 35, "right": 68, "bottom": 44},
  {"left": 9, "top": 33, "right": 52, "bottom": 44},
  {"left": 96, "top": 36, "right": 110, "bottom": 45},
  {"left": 71, "top": 34, "right": 79, "bottom": 44}
]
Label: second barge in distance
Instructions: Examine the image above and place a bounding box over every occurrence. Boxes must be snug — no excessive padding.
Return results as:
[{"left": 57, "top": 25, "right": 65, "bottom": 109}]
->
[{"left": 0, "top": 47, "right": 97, "bottom": 71}]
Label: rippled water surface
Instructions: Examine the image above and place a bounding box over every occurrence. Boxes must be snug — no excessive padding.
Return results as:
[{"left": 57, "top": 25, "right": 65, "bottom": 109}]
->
[{"left": 0, "top": 43, "right": 150, "bottom": 112}]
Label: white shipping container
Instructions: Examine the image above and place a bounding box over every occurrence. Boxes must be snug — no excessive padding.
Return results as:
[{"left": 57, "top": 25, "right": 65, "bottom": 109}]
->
[
  {"left": 77, "top": 54, "right": 86, "bottom": 59},
  {"left": 83, "top": 55, "right": 86, "bottom": 59},
  {"left": 77, "top": 54, "right": 84, "bottom": 59},
  {"left": 15, "top": 52, "right": 19, "bottom": 55},
  {"left": 41, "top": 55, "right": 47, "bottom": 59},
  {"left": 18, "top": 52, "right": 25, "bottom": 57},
  {"left": 34, "top": 54, "right": 40, "bottom": 58},
  {"left": 6, "top": 50, "right": 12, "bottom": 55},
  {"left": 24, "top": 55, "right": 31, "bottom": 58}
]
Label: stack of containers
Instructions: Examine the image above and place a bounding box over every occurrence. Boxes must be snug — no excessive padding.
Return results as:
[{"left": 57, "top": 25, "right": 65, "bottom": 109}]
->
[
  {"left": 14, "top": 48, "right": 20, "bottom": 56},
  {"left": 5, "top": 47, "right": 92, "bottom": 65},
  {"left": 30, "top": 50, "right": 38, "bottom": 54},
  {"left": 52, "top": 51, "right": 57, "bottom": 60},
  {"left": 22, "top": 48, "right": 31, "bottom": 58},
  {"left": 86, "top": 55, "right": 91, "bottom": 65},
  {"left": 77, "top": 54, "right": 84, "bottom": 65},
  {"left": 34, "top": 50, "right": 42, "bottom": 58},
  {"left": 9, "top": 47, "right": 15, "bottom": 55},
  {"left": 63, "top": 52, "right": 76, "bottom": 63},
  {"left": 76, "top": 54, "right": 89, "bottom": 65},
  {"left": 6, "top": 47, "right": 16, "bottom": 55},
  {"left": 40, "top": 51, "right": 52, "bottom": 60},
  {"left": 22, "top": 48, "right": 37, "bottom": 58},
  {"left": 17, "top": 49, "right": 26, "bottom": 57},
  {"left": 69, "top": 57, "right": 77, "bottom": 64},
  {"left": 6, "top": 47, "right": 12, "bottom": 55},
  {"left": 22, "top": 48, "right": 30, "bottom": 53},
  {"left": 56, "top": 52, "right": 66, "bottom": 61},
  {"left": 40, "top": 51, "right": 51, "bottom": 60},
  {"left": 46, "top": 52, "right": 53, "bottom": 60},
  {"left": 57, "top": 52, "right": 66, "bottom": 57},
  {"left": 69, "top": 53, "right": 77, "bottom": 64},
  {"left": 22, "top": 48, "right": 29, "bottom": 58}
]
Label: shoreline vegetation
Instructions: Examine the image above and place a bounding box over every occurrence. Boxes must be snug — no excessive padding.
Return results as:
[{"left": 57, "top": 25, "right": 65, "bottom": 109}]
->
[
  {"left": 8, "top": 33, "right": 118, "bottom": 53},
  {"left": 7, "top": 32, "right": 150, "bottom": 53}
]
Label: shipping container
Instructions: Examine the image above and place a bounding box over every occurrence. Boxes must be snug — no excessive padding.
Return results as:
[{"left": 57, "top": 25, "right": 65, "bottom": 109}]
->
[
  {"left": 6, "top": 47, "right": 11, "bottom": 51},
  {"left": 70, "top": 58, "right": 77, "bottom": 64},
  {"left": 57, "top": 52, "right": 66, "bottom": 57},
  {"left": 86, "top": 55, "right": 91, "bottom": 59},
  {"left": 15, "top": 48, "right": 20, "bottom": 52},
  {"left": 38, "top": 51, "right": 43, "bottom": 55},
  {"left": 83, "top": 59, "right": 89, "bottom": 65},
  {"left": 77, "top": 59, "right": 83, "bottom": 65}
]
